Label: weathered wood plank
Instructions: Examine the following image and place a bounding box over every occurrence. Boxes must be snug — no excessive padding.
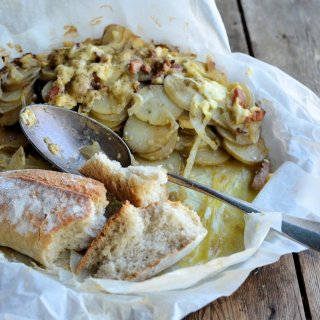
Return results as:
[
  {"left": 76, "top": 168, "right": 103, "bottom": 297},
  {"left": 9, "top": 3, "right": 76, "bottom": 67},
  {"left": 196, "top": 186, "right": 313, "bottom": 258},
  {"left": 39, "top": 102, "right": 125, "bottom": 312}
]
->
[
  {"left": 215, "top": 0, "right": 249, "bottom": 53},
  {"left": 241, "top": 0, "right": 320, "bottom": 95},
  {"left": 186, "top": 255, "right": 305, "bottom": 320},
  {"left": 298, "top": 251, "right": 320, "bottom": 319},
  {"left": 241, "top": 1, "right": 320, "bottom": 319}
]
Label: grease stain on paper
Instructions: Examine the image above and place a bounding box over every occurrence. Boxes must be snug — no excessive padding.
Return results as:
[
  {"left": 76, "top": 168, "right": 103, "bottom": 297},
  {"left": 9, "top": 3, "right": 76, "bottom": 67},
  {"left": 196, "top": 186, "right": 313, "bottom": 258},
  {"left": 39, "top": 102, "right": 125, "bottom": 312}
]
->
[
  {"left": 64, "top": 25, "right": 79, "bottom": 38},
  {"left": 90, "top": 16, "right": 104, "bottom": 26},
  {"left": 6, "top": 43, "right": 23, "bottom": 54},
  {"left": 150, "top": 16, "right": 162, "bottom": 28},
  {"left": 100, "top": 4, "right": 113, "bottom": 11}
]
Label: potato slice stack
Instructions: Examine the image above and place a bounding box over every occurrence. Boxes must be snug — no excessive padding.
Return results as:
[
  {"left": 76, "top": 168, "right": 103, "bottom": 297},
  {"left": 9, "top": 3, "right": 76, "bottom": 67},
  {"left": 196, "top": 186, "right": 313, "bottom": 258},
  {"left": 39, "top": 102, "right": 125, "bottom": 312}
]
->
[
  {"left": 0, "top": 54, "right": 39, "bottom": 126},
  {"left": 124, "top": 85, "right": 181, "bottom": 160},
  {"left": 0, "top": 24, "right": 268, "bottom": 175},
  {"left": 162, "top": 71, "right": 268, "bottom": 168}
]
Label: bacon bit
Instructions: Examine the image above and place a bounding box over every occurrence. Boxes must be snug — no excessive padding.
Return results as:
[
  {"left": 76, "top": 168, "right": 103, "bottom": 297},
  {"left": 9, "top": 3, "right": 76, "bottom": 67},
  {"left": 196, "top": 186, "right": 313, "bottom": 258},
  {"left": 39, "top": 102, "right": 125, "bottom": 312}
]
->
[
  {"left": 141, "top": 63, "right": 151, "bottom": 73},
  {"left": 47, "top": 86, "right": 60, "bottom": 102},
  {"left": 245, "top": 108, "right": 266, "bottom": 123},
  {"left": 128, "top": 59, "right": 143, "bottom": 74},
  {"left": 162, "top": 60, "right": 171, "bottom": 73},
  {"left": 91, "top": 72, "right": 101, "bottom": 90},
  {"left": 252, "top": 159, "right": 270, "bottom": 191},
  {"left": 148, "top": 49, "right": 156, "bottom": 58},
  {"left": 236, "top": 127, "right": 248, "bottom": 135},
  {"left": 0, "top": 66, "right": 8, "bottom": 75},
  {"left": 151, "top": 71, "right": 165, "bottom": 84},
  {"left": 232, "top": 87, "right": 247, "bottom": 107},
  {"left": 171, "top": 63, "right": 182, "bottom": 71}
]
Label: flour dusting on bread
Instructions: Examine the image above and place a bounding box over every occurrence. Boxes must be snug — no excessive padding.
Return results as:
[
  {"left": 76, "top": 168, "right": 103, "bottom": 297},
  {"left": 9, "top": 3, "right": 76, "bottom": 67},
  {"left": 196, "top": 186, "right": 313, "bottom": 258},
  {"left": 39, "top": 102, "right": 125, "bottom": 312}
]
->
[{"left": 0, "top": 170, "right": 108, "bottom": 267}]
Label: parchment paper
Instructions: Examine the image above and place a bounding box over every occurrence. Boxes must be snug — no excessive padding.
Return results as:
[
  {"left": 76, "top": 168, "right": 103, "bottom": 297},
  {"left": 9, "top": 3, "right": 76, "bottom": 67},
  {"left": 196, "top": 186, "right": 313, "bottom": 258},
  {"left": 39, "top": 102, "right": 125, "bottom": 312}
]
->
[{"left": 0, "top": 0, "right": 319, "bottom": 319}]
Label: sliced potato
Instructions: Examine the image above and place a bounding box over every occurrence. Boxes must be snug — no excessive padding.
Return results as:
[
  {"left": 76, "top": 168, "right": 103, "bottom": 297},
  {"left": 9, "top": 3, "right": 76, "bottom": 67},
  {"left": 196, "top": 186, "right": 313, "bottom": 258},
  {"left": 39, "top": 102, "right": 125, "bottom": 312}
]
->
[
  {"left": 247, "top": 121, "right": 261, "bottom": 144},
  {"left": 91, "top": 94, "right": 126, "bottom": 115},
  {"left": 128, "top": 85, "right": 183, "bottom": 126},
  {"left": 222, "top": 138, "right": 268, "bottom": 165},
  {"left": 135, "top": 150, "right": 182, "bottom": 174},
  {"left": 2, "top": 67, "right": 40, "bottom": 91},
  {"left": 164, "top": 74, "right": 198, "bottom": 111},
  {"left": 0, "top": 87, "right": 24, "bottom": 112},
  {"left": 178, "top": 112, "right": 193, "bottom": 129},
  {"left": 195, "top": 146, "right": 230, "bottom": 166},
  {"left": 39, "top": 67, "right": 57, "bottom": 81},
  {"left": 7, "top": 146, "right": 25, "bottom": 170},
  {"left": 138, "top": 129, "right": 178, "bottom": 160},
  {"left": 123, "top": 116, "right": 177, "bottom": 154},
  {"left": 90, "top": 108, "right": 128, "bottom": 122},
  {"left": 0, "top": 91, "right": 33, "bottom": 126},
  {"left": 216, "top": 125, "right": 252, "bottom": 145},
  {"left": 210, "top": 108, "right": 230, "bottom": 129},
  {"left": 102, "top": 24, "right": 144, "bottom": 50},
  {"left": 174, "top": 134, "right": 194, "bottom": 153},
  {"left": 90, "top": 113, "right": 124, "bottom": 130}
]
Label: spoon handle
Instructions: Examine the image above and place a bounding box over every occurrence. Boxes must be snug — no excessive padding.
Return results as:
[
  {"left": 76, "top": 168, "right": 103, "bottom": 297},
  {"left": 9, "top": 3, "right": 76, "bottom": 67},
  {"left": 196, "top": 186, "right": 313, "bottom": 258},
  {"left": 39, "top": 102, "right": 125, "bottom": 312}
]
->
[{"left": 167, "top": 172, "right": 320, "bottom": 252}]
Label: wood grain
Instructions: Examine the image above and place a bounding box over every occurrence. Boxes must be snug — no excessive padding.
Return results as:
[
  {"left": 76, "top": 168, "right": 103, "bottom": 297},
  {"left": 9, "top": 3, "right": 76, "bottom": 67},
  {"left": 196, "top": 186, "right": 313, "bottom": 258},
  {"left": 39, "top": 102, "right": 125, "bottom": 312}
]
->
[
  {"left": 298, "top": 251, "right": 320, "bottom": 319},
  {"left": 241, "top": 0, "right": 320, "bottom": 95},
  {"left": 215, "top": 0, "right": 249, "bottom": 54},
  {"left": 187, "top": 255, "right": 305, "bottom": 320}
]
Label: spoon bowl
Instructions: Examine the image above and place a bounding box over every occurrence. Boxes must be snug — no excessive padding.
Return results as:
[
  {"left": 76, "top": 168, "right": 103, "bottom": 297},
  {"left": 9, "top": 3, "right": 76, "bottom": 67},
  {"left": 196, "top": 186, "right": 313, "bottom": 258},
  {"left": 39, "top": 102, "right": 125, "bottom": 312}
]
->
[{"left": 19, "top": 104, "right": 131, "bottom": 175}]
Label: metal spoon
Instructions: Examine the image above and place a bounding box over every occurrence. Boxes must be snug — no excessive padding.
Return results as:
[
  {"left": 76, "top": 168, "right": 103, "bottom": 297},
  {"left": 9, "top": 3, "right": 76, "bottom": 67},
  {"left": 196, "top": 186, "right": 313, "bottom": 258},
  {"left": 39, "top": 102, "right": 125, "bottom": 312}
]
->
[{"left": 19, "top": 104, "right": 320, "bottom": 252}]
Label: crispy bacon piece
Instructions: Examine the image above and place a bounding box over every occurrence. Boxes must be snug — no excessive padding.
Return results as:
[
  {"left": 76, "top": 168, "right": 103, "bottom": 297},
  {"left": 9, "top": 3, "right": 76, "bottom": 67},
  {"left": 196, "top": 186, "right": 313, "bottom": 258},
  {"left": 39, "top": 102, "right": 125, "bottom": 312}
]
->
[
  {"left": 251, "top": 159, "right": 270, "bottom": 191},
  {"left": 140, "top": 63, "right": 151, "bottom": 74},
  {"left": 171, "top": 63, "right": 182, "bottom": 72},
  {"left": 232, "top": 87, "right": 247, "bottom": 107},
  {"left": 91, "top": 72, "right": 101, "bottom": 89},
  {"left": 245, "top": 108, "right": 266, "bottom": 123},
  {"left": 47, "top": 85, "right": 60, "bottom": 102},
  {"left": 162, "top": 60, "right": 171, "bottom": 73},
  {"left": 128, "top": 59, "right": 143, "bottom": 74}
]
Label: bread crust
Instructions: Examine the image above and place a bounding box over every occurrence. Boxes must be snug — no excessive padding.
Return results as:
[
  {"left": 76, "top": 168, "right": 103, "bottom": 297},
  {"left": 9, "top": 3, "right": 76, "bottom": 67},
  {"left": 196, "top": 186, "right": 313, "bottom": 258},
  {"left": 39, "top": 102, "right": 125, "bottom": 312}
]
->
[
  {"left": 80, "top": 153, "right": 167, "bottom": 207},
  {"left": 1, "top": 169, "right": 106, "bottom": 205},
  {"left": 0, "top": 169, "right": 108, "bottom": 266}
]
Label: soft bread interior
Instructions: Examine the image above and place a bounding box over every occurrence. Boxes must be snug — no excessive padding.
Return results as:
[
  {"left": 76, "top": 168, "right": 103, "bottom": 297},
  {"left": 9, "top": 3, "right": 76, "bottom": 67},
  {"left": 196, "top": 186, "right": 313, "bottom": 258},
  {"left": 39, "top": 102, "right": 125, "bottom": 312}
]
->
[
  {"left": 77, "top": 201, "right": 207, "bottom": 281},
  {"left": 80, "top": 153, "right": 168, "bottom": 207},
  {"left": 43, "top": 202, "right": 107, "bottom": 266}
]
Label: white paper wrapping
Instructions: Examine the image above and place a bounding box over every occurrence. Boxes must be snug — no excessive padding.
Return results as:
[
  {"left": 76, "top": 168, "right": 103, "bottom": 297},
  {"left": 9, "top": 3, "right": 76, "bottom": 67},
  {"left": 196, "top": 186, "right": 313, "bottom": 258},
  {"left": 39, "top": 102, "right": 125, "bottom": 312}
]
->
[{"left": 0, "top": 0, "right": 319, "bottom": 319}]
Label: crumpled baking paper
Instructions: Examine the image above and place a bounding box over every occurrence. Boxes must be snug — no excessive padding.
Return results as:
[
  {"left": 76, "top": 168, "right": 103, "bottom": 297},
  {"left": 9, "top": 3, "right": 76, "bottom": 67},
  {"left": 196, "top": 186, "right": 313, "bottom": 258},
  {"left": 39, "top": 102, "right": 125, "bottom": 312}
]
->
[{"left": 0, "top": 0, "right": 319, "bottom": 319}]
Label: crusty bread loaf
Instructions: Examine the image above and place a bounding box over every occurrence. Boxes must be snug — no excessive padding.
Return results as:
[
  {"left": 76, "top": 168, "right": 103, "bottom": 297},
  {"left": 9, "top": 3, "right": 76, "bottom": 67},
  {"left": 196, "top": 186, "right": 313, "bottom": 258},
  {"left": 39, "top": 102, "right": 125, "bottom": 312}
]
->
[
  {"left": 0, "top": 169, "right": 108, "bottom": 267},
  {"left": 79, "top": 152, "right": 168, "bottom": 207},
  {"left": 76, "top": 200, "right": 207, "bottom": 281}
]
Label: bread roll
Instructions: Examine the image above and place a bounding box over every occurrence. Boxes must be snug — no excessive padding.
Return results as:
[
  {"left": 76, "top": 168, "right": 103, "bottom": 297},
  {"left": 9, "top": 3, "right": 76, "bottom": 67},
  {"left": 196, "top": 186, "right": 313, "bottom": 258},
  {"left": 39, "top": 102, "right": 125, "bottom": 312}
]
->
[
  {"left": 0, "top": 169, "right": 108, "bottom": 267},
  {"left": 76, "top": 200, "right": 207, "bottom": 281},
  {"left": 79, "top": 152, "right": 168, "bottom": 207}
]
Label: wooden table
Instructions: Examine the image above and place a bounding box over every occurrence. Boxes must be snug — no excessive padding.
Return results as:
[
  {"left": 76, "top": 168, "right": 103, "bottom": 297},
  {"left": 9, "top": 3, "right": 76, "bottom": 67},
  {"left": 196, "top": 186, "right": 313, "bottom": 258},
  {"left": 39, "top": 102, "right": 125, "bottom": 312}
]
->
[{"left": 186, "top": 1, "right": 320, "bottom": 319}]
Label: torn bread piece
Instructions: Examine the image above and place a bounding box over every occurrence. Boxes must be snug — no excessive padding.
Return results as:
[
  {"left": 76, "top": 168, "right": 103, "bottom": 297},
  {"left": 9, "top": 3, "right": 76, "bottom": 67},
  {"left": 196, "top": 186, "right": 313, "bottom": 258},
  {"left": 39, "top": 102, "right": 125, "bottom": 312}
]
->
[
  {"left": 0, "top": 169, "right": 108, "bottom": 267},
  {"left": 76, "top": 200, "right": 207, "bottom": 281},
  {"left": 79, "top": 152, "right": 168, "bottom": 207}
]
